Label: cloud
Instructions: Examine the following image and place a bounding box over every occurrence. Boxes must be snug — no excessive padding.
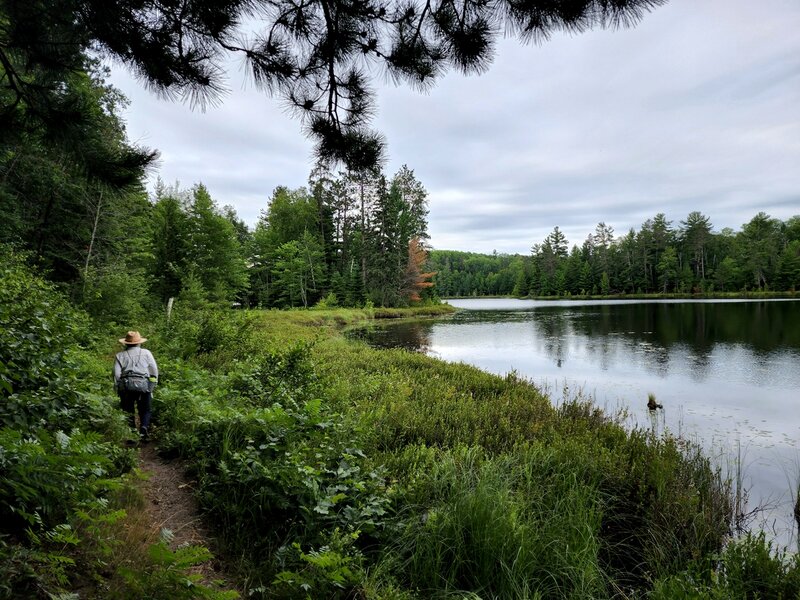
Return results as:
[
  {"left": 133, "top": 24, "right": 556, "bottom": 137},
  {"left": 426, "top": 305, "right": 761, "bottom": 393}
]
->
[{"left": 109, "top": 0, "right": 800, "bottom": 255}]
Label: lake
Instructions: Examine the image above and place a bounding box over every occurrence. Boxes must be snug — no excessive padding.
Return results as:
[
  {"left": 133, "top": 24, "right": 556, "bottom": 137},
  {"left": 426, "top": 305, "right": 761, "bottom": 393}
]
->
[{"left": 355, "top": 298, "right": 800, "bottom": 547}]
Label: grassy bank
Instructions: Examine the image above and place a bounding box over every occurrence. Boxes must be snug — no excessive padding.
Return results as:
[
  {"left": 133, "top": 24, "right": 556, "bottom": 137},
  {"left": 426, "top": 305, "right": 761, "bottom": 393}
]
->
[
  {"left": 3, "top": 249, "right": 800, "bottom": 598},
  {"left": 142, "top": 304, "right": 800, "bottom": 598}
]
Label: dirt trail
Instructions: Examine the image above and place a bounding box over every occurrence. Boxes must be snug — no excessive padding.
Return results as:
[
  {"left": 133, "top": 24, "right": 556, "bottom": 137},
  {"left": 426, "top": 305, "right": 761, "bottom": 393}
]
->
[{"left": 137, "top": 444, "right": 237, "bottom": 589}]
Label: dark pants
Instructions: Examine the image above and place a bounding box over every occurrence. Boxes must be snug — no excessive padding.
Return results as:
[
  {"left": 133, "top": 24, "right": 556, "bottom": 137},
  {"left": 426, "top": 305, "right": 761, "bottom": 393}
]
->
[{"left": 119, "top": 390, "right": 152, "bottom": 432}]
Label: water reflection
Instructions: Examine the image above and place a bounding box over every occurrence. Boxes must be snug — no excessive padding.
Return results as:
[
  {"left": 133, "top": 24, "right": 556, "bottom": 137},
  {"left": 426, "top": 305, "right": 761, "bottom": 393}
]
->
[
  {"left": 352, "top": 299, "right": 800, "bottom": 547},
  {"left": 358, "top": 300, "right": 800, "bottom": 384},
  {"left": 353, "top": 320, "right": 435, "bottom": 354}
]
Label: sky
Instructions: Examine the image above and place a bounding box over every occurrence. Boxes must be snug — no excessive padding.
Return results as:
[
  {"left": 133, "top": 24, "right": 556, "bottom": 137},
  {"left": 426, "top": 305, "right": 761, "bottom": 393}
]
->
[{"left": 108, "top": 0, "right": 800, "bottom": 255}]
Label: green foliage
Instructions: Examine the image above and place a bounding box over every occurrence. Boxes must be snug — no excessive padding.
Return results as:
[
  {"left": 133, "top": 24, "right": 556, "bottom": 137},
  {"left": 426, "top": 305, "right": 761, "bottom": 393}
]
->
[
  {"left": 249, "top": 167, "right": 431, "bottom": 309},
  {"left": 118, "top": 532, "right": 238, "bottom": 600},
  {"left": 430, "top": 249, "right": 529, "bottom": 297},
  {"left": 150, "top": 339, "right": 389, "bottom": 591},
  {"left": 0, "top": 428, "right": 119, "bottom": 535},
  {"left": 0, "top": 251, "right": 132, "bottom": 597},
  {"left": 151, "top": 193, "right": 191, "bottom": 302},
  {"left": 160, "top": 303, "right": 256, "bottom": 368},
  {"left": 228, "top": 342, "right": 318, "bottom": 406},
  {"left": 271, "top": 234, "right": 326, "bottom": 308},
  {"left": 386, "top": 446, "right": 605, "bottom": 599},
  {"left": 317, "top": 339, "right": 555, "bottom": 452},
  {"left": 652, "top": 532, "right": 800, "bottom": 599},
  {"left": 314, "top": 292, "right": 340, "bottom": 309},
  {"left": 81, "top": 263, "right": 149, "bottom": 325},
  {"left": 0, "top": 51, "right": 155, "bottom": 287},
  {"left": 0, "top": 524, "right": 81, "bottom": 599},
  {"left": 186, "top": 184, "right": 249, "bottom": 302},
  {"left": 149, "top": 185, "right": 249, "bottom": 305},
  {"left": 271, "top": 531, "right": 363, "bottom": 599},
  {"left": 430, "top": 212, "right": 800, "bottom": 298},
  {"left": 0, "top": 247, "right": 87, "bottom": 401}
]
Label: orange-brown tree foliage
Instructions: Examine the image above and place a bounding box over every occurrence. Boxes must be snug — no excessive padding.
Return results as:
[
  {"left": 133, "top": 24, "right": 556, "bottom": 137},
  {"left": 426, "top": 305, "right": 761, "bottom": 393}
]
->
[{"left": 403, "top": 237, "right": 436, "bottom": 302}]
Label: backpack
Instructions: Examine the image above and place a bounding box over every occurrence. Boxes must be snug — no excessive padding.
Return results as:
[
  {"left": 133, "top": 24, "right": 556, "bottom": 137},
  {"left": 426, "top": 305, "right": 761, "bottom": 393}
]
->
[{"left": 116, "top": 350, "right": 154, "bottom": 394}]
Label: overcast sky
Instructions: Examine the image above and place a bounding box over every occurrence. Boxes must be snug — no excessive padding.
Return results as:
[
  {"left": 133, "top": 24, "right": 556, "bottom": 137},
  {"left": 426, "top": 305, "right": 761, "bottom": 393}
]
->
[{"left": 108, "top": 0, "right": 800, "bottom": 255}]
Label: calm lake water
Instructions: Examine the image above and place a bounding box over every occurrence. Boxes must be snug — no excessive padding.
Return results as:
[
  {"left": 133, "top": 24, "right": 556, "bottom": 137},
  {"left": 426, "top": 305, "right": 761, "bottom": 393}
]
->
[{"left": 355, "top": 298, "right": 800, "bottom": 547}]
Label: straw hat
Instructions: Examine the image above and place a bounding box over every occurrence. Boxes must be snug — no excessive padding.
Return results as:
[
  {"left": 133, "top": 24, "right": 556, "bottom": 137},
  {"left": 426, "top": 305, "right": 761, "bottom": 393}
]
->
[{"left": 119, "top": 331, "right": 148, "bottom": 345}]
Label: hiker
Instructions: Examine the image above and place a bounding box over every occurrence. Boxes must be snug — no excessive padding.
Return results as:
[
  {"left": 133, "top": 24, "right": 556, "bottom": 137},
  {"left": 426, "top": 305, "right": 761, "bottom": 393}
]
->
[{"left": 114, "top": 331, "right": 158, "bottom": 441}]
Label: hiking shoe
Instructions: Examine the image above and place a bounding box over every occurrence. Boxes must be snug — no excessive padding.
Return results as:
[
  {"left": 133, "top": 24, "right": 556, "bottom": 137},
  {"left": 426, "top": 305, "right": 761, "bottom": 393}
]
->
[{"left": 139, "top": 426, "right": 149, "bottom": 442}]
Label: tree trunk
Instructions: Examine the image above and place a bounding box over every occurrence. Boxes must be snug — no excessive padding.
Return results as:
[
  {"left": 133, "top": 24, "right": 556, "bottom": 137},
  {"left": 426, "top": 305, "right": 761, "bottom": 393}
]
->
[{"left": 83, "top": 190, "right": 104, "bottom": 296}]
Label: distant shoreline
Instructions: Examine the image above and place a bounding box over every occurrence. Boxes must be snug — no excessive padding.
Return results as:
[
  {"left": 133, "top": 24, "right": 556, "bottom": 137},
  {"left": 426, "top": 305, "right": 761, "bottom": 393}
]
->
[{"left": 444, "top": 291, "right": 799, "bottom": 301}]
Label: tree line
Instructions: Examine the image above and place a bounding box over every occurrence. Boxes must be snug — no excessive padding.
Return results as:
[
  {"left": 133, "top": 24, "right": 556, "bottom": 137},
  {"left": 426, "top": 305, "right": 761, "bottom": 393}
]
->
[
  {"left": 431, "top": 212, "right": 800, "bottom": 297},
  {"left": 1, "top": 73, "right": 433, "bottom": 315},
  {"left": 1, "top": 44, "right": 434, "bottom": 321},
  {"left": 151, "top": 165, "right": 434, "bottom": 311}
]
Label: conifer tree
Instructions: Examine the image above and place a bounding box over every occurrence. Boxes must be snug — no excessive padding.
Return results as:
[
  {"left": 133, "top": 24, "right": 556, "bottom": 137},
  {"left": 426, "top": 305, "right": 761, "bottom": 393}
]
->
[
  {"left": 2, "top": 0, "right": 666, "bottom": 170},
  {"left": 403, "top": 237, "right": 435, "bottom": 302}
]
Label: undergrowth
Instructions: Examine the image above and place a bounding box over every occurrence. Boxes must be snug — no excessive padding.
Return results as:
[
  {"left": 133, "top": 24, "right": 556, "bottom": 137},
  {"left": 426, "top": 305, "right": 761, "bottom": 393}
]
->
[
  {"left": 137, "top": 301, "right": 798, "bottom": 599},
  {"left": 5, "top": 246, "right": 799, "bottom": 599},
  {"left": 0, "top": 247, "right": 236, "bottom": 599}
]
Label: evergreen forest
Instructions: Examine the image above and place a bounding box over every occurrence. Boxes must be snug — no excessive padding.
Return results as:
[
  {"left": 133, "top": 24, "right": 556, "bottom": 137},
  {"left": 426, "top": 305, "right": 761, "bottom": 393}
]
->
[
  {"left": 0, "top": 54, "right": 436, "bottom": 317},
  {"left": 432, "top": 216, "right": 800, "bottom": 298}
]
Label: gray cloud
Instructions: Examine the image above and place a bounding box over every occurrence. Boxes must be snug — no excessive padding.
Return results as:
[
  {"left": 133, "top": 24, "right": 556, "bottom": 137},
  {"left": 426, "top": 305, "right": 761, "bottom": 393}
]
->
[{"left": 110, "top": 0, "right": 800, "bottom": 255}]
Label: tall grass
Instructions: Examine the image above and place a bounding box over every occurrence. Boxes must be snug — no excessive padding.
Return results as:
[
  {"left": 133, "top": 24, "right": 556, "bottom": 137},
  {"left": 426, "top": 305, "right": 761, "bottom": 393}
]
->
[
  {"left": 128, "top": 303, "right": 798, "bottom": 598},
  {"left": 384, "top": 445, "right": 605, "bottom": 599}
]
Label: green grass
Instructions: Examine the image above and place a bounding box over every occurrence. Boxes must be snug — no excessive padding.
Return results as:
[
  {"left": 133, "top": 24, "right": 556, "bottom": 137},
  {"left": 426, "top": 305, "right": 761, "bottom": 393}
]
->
[
  {"left": 133, "top": 303, "right": 754, "bottom": 599},
  {"left": 3, "top": 249, "right": 796, "bottom": 599},
  {"left": 383, "top": 445, "right": 606, "bottom": 599}
]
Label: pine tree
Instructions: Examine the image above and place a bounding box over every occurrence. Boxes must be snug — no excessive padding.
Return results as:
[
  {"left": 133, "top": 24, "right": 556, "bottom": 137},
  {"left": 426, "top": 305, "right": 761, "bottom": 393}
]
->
[
  {"left": 2, "top": 0, "right": 666, "bottom": 170},
  {"left": 185, "top": 184, "right": 249, "bottom": 302}
]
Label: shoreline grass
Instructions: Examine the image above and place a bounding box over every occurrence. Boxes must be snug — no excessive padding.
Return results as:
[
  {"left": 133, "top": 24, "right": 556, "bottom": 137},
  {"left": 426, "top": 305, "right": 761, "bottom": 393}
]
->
[{"left": 142, "top": 303, "right": 800, "bottom": 598}]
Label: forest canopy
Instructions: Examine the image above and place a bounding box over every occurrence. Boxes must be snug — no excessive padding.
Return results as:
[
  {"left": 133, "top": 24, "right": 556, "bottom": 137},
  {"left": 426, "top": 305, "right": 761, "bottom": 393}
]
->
[{"left": 432, "top": 213, "right": 800, "bottom": 297}]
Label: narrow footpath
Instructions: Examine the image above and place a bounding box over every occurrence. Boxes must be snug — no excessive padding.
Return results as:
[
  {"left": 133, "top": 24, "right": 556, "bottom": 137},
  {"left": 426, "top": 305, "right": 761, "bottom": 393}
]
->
[{"left": 137, "top": 444, "right": 238, "bottom": 591}]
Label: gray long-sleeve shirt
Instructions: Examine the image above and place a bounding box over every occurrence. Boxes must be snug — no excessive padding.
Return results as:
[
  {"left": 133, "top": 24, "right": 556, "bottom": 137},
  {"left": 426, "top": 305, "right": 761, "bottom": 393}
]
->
[{"left": 113, "top": 346, "right": 158, "bottom": 384}]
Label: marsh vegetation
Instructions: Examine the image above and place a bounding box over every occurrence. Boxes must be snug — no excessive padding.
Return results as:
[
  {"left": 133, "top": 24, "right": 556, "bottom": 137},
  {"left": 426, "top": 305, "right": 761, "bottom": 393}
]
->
[{"left": 5, "top": 248, "right": 800, "bottom": 598}]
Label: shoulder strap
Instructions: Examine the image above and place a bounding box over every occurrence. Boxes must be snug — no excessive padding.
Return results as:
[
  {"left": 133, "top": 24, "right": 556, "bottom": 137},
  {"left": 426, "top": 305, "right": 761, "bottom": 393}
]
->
[{"left": 118, "top": 348, "right": 146, "bottom": 376}]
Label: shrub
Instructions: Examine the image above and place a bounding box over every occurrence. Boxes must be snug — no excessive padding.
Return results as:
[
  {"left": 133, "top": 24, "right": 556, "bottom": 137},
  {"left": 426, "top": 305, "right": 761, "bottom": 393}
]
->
[{"left": 652, "top": 532, "right": 800, "bottom": 599}]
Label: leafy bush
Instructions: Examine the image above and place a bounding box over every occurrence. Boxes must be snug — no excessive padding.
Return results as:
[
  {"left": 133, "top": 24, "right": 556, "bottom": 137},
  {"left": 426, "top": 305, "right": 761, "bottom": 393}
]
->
[
  {"left": 0, "top": 247, "right": 88, "bottom": 408},
  {"left": 152, "top": 342, "right": 388, "bottom": 593},
  {"left": 158, "top": 303, "right": 256, "bottom": 368},
  {"left": 313, "top": 292, "right": 339, "bottom": 309},
  {"left": 652, "top": 532, "right": 800, "bottom": 599},
  {"left": 0, "top": 429, "right": 122, "bottom": 535},
  {"left": 81, "top": 263, "right": 149, "bottom": 325},
  {"left": 271, "top": 530, "right": 363, "bottom": 599},
  {"left": 228, "top": 342, "right": 318, "bottom": 406},
  {"left": 117, "top": 532, "right": 238, "bottom": 600}
]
